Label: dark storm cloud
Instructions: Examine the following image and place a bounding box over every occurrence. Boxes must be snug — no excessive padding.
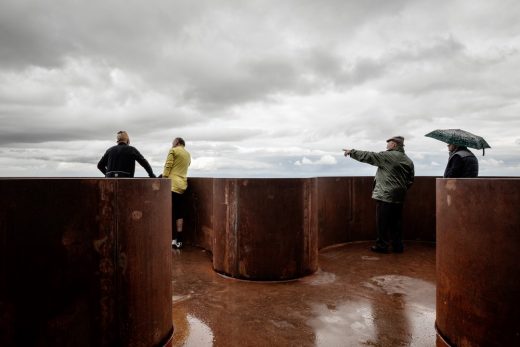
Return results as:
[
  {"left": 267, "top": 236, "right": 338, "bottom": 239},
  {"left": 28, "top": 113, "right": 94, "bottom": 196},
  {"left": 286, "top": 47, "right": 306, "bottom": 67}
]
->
[{"left": 0, "top": 0, "right": 414, "bottom": 112}]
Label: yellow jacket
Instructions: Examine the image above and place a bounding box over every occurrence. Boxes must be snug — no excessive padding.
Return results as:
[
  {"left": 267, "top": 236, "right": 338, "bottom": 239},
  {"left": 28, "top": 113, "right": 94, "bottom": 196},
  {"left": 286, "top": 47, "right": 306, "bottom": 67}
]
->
[{"left": 162, "top": 146, "right": 191, "bottom": 193}]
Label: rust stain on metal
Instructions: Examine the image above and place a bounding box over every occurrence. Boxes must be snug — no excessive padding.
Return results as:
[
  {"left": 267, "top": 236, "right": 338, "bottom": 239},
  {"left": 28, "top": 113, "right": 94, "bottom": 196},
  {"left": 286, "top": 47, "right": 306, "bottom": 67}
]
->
[
  {"left": 131, "top": 210, "right": 143, "bottom": 220},
  {"left": 93, "top": 236, "right": 108, "bottom": 253},
  {"left": 152, "top": 181, "right": 161, "bottom": 191}
]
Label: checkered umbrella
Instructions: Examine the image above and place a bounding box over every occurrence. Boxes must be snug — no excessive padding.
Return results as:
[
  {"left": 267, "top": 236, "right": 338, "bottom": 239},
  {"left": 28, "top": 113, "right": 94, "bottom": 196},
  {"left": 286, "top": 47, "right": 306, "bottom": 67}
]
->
[{"left": 425, "top": 129, "right": 491, "bottom": 155}]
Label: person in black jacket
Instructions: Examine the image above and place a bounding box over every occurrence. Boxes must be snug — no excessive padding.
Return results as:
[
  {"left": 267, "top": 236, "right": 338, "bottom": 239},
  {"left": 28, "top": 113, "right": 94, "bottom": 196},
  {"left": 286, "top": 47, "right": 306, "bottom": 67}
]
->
[
  {"left": 443, "top": 144, "right": 478, "bottom": 178},
  {"left": 97, "top": 131, "right": 156, "bottom": 178}
]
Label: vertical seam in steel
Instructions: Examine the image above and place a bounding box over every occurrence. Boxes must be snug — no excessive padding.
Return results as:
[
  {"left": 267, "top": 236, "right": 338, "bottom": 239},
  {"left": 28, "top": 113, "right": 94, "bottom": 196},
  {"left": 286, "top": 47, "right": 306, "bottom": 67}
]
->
[
  {"left": 233, "top": 179, "right": 240, "bottom": 276},
  {"left": 114, "top": 178, "right": 121, "bottom": 344},
  {"left": 303, "top": 179, "right": 310, "bottom": 273},
  {"left": 347, "top": 178, "right": 354, "bottom": 241}
]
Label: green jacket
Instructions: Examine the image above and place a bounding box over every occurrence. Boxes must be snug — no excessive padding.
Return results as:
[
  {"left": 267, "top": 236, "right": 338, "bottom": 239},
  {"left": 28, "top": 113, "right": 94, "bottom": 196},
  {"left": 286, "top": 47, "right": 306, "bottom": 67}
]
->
[{"left": 349, "top": 147, "right": 414, "bottom": 203}]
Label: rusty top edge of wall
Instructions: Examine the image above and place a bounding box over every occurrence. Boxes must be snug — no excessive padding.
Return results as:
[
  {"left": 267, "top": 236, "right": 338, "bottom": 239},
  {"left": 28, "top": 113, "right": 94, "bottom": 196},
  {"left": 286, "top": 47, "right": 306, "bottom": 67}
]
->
[
  {"left": 0, "top": 178, "right": 169, "bottom": 180},
  {"left": 1, "top": 176, "right": 517, "bottom": 181}
]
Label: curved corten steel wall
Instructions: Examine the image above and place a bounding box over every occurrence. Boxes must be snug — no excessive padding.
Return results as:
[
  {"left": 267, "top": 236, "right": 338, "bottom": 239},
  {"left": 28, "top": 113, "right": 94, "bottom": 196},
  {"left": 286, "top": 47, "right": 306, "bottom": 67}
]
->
[
  {"left": 316, "top": 176, "right": 436, "bottom": 248},
  {"left": 436, "top": 178, "right": 520, "bottom": 347},
  {"left": 0, "top": 179, "right": 173, "bottom": 347},
  {"left": 184, "top": 176, "right": 436, "bottom": 280},
  {"left": 211, "top": 179, "right": 318, "bottom": 280}
]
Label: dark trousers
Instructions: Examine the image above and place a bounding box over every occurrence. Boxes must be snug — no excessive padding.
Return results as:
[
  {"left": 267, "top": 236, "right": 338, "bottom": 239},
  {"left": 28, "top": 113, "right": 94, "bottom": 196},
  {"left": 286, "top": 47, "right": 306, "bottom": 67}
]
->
[
  {"left": 375, "top": 200, "right": 404, "bottom": 251},
  {"left": 172, "top": 192, "right": 185, "bottom": 240}
]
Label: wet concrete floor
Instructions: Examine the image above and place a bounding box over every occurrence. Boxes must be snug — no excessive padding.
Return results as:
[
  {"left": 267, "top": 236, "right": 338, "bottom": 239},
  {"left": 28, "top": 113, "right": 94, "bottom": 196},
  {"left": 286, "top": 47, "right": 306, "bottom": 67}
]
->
[{"left": 171, "top": 242, "right": 436, "bottom": 347}]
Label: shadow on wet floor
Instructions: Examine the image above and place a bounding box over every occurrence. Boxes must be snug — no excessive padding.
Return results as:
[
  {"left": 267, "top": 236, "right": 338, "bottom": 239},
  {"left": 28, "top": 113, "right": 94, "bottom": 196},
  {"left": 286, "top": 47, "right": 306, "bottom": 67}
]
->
[{"left": 171, "top": 241, "right": 436, "bottom": 347}]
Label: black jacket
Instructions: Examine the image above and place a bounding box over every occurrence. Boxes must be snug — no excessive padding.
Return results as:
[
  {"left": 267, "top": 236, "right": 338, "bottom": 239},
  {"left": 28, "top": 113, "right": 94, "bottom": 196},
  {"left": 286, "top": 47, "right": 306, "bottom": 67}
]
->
[
  {"left": 443, "top": 147, "right": 478, "bottom": 178},
  {"left": 97, "top": 143, "right": 155, "bottom": 178}
]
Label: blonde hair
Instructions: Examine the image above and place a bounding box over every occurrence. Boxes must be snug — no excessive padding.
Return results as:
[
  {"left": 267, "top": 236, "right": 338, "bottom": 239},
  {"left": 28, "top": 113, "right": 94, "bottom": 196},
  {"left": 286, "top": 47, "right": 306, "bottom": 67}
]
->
[{"left": 116, "top": 130, "right": 130, "bottom": 144}]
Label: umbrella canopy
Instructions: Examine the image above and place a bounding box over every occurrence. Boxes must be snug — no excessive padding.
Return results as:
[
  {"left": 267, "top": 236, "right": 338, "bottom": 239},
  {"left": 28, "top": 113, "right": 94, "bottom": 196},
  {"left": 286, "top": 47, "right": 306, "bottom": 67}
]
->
[{"left": 425, "top": 129, "right": 491, "bottom": 155}]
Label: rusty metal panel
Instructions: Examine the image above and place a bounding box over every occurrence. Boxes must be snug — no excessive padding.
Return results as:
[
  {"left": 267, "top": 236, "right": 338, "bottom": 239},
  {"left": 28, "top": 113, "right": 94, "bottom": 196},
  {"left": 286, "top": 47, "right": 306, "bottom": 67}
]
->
[
  {"left": 115, "top": 179, "right": 173, "bottom": 347},
  {"left": 235, "top": 179, "right": 312, "bottom": 280},
  {"left": 316, "top": 177, "right": 376, "bottom": 248},
  {"left": 184, "top": 178, "right": 214, "bottom": 251},
  {"left": 302, "top": 178, "right": 319, "bottom": 274},
  {"left": 436, "top": 178, "right": 520, "bottom": 347},
  {"left": 403, "top": 177, "right": 436, "bottom": 242},
  {"left": 0, "top": 178, "right": 173, "bottom": 347},
  {"left": 211, "top": 179, "right": 239, "bottom": 276},
  {"left": 209, "top": 178, "right": 318, "bottom": 280},
  {"left": 316, "top": 176, "right": 436, "bottom": 249}
]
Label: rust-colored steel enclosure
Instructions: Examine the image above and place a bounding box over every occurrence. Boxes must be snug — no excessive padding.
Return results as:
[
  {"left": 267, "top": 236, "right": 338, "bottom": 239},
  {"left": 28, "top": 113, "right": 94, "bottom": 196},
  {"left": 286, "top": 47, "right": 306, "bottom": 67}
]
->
[
  {"left": 0, "top": 179, "right": 173, "bottom": 347},
  {"left": 184, "top": 176, "right": 436, "bottom": 280},
  {"left": 436, "top": 178, "right": 520, "bottom": 347}
]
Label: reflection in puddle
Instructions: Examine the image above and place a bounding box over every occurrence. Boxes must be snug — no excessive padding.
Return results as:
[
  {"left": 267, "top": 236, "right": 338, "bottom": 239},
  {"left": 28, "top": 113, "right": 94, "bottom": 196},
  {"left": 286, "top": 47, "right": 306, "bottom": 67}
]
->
[
  {"left": 172, "top": 294, "right": 191, "bottom": 304},
  {"left": 173, "top": 314, "right": 214, "bottom": 347},
  {"left": 369, "top": 275, "right": 436, "bottom": 346},
  {"left": 408, "top": 306, "right": 436, "bottom": 346},
  {"left": 184, "top": 315, "right": 214, "bottom": 347},
  {"left": 369, "top": 275, "right": 436, "bottom": 306},
  {"left": 309, "top": 275, "right": 436, "bottom": 346},
  {"left": 300, "top": 268, "right": 337, "bottom": 286},
  {"left": 308, "top": 301, "right": 375, "bottom": 346}
]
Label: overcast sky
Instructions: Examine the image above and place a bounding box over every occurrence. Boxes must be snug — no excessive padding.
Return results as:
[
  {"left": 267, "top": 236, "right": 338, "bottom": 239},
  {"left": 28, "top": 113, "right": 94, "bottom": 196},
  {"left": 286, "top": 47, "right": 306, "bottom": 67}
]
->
[{"left": 1, "top": 0, "right": 519, "bottom": 178}]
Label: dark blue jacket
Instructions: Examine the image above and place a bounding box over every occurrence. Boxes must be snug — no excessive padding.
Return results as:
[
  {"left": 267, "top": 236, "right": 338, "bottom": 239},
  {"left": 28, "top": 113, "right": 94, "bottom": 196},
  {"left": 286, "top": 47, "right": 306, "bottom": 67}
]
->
[{"left": 443, "top": 147, "right": 478, "bottom": 178}]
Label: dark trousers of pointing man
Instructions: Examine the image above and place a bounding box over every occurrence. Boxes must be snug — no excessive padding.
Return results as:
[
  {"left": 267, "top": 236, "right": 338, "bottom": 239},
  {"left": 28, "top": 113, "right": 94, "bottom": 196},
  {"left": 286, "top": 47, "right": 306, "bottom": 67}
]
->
[{"left": 376, "top": 201, "right": 404, "bottom": 253}]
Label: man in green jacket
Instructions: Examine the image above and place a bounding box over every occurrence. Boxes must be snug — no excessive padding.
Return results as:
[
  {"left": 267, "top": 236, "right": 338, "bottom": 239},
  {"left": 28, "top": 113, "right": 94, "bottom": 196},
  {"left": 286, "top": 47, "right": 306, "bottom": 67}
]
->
[{"left": 343, "top": 136, "right": 414, "bottom": 253}]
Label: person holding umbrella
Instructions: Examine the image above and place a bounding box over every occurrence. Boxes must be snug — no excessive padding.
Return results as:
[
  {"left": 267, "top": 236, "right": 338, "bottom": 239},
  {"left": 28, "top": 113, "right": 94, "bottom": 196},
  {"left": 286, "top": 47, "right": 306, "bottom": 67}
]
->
[
  {"left": 443, "top": 144, "right": 478, "bottom": 178},
  {"left": 425, "top": 129, "right": 491, "bottom": 178},
  {"left": 343, "top": 136, "right": 415, "bottom": 254}
]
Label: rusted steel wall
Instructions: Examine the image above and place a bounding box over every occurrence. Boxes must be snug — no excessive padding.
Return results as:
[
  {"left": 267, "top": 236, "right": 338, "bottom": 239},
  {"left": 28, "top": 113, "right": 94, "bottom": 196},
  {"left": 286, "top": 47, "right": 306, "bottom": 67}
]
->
[
  {"left": 402, "top": 176, "right": 436, "bottom": 242},
  {"left": 315, "top": 177, "right": 376, "bottom": 248},
  {"left": 0, "top": 179, "right": 173, "bottom": 347},
  {"left": 211, "top": 179, "right": 318, "bottom": 280},
  {"left": 184, "top": 178, "right": 214, "bottom": 251},
  {"left": 315, "top": 177, "right": 436, "bottom": 249},
  {"left": 436, "top": 178, "right": 520, "bottom": 347},
  {"left": 184, "top": 176, "right": 436, "bottom": 279}
]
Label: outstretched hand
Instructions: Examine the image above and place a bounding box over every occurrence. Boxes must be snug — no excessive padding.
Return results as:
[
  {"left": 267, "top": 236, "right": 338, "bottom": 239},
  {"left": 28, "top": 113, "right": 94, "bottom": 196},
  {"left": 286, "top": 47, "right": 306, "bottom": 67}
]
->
[{"left": 343, "top": 148, "right": 352, "bottom": 156}]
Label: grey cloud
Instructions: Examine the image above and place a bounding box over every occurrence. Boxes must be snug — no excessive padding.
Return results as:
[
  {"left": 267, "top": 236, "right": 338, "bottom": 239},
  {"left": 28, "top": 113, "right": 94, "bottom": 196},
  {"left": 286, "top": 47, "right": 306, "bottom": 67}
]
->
[
  {"left": 0, "top": 106, "right": 202, "bottom": 146},
  {"left": 183, "top": 128, "right": 265, "bottom": 142},
  {"left": 181, "top": 56, "right": 304, "bottom": 108},
  {"left": 0, "top": 0, "right": 200, "bottom": 69},
  {"left": 344, "top": 58, "right": 387, "bottom": 85},
  {"left": 390, "top": 36, "right": 466, "bottom": 63},
  {"left": 275, "top": 0, "right": 411, "bottom": 35},
  {"left": 0, "top": 0, "right": 413, "bottom": 111}
]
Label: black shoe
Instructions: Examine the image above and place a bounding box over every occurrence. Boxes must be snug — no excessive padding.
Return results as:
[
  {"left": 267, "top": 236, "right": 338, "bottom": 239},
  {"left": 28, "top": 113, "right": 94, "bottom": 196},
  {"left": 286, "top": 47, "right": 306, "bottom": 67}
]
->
[
  {"left": 392, "top": 247, "right": 404, "bottom": 253},
  {"left": 370, "top": 246, "right": 389, "bottom": 253}
]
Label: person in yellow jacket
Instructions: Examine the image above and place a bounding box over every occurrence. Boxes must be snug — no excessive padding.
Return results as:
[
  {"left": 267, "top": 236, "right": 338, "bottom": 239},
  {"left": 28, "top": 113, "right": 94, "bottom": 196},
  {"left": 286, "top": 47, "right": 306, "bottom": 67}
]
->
[{"left": 162, "top": 137, "right": 191, "bottom": 249}]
